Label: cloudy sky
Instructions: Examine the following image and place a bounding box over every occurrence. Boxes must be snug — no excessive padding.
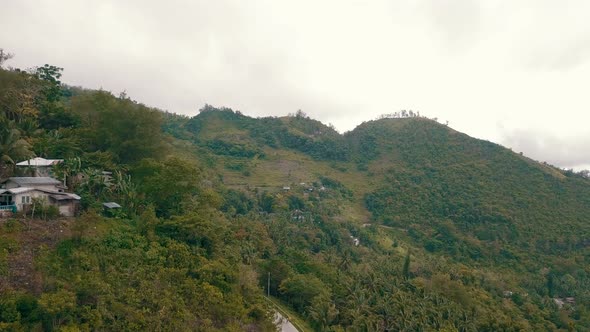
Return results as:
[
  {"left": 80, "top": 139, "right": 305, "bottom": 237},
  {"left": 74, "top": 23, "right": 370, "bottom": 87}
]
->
[{"left": 1, "top": 0, "right": 589, "bottom": 169}]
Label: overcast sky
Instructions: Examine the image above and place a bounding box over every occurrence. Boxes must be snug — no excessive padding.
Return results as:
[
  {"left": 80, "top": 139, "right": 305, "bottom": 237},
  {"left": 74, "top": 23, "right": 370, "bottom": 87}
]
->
[{"left": 1, "top": 0, "right": 589, "bottom": 170}]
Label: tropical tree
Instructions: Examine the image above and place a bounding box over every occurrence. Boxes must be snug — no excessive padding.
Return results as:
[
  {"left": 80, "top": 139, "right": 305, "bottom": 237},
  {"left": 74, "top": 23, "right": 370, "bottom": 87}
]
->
[
  {"left": 0, "top": 48, "right": 13, "bottom": 68},
  {"left": 307, "top": 293, "right": 339, "bottom": 331},
  {"left": 0, "top": 117, "right": 34, "bottom": 177},
  {"left": 0, "top": 69, "right": 41, "bottom": 124},
  {"left": 52, "top": 157, "right": 82, "bottom": 189},
  {"left": 79, "top": 168, "right": 112, "bottom": 199},
  {"left": 112, "top": 170, "right": 141, "bottom": 215}
]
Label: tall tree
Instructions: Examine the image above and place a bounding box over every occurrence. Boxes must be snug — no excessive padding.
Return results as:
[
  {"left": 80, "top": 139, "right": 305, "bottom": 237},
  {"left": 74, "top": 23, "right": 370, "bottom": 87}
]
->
[
  {"left": 71, "top": 91, "right": 164, "bottom": 163},
  {"left": 0, "top": 117, "right": 33, "bottom": 177},
  {"left": 0, "top": 49, "right": 13, "bottom": 68},
  {"left": 403, "top": 251, "right": 411, "bottom": 280}
]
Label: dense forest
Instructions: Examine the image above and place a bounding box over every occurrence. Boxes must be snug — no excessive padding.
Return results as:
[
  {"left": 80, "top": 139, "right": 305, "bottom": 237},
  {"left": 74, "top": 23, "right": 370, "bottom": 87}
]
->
[{"left": 1, "top": 52, "right": 590, "bottom": 331}]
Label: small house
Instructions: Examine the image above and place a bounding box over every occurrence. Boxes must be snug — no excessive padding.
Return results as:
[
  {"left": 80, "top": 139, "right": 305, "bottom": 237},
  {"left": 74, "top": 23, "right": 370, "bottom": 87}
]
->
[
  {"left": 16, "top": 157, "right": 63, "bottom": 177},
  {"left": 3, "top": 177, "right": 65, "bottom": 192},
  {"left": 0, "top": 177, "right": 80, "bottom": 217},
  {"left": 102, "top": 202, "right": 122, "bottom": 217}
]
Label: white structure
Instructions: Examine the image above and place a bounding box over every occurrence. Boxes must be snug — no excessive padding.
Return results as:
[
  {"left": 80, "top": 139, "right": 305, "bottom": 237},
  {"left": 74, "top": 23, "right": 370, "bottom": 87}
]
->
[
  {"left": 16, "top": 157, "right": 63, "bottom": 177},
  {"left": 0, "top": 177, "right": 80, "bottom": 217}
]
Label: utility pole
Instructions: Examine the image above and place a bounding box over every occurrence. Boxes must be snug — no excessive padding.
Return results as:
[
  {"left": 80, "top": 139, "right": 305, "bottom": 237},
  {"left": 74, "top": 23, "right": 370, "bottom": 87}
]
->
[{"left": 267, "top": 272, "right": 270, "bottom": 297}]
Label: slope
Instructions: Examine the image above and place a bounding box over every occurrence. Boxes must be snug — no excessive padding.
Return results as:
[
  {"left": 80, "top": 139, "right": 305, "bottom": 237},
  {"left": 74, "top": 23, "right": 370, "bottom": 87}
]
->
[{"left": 167, "top": 107, "right": 590, "bottom": 330}]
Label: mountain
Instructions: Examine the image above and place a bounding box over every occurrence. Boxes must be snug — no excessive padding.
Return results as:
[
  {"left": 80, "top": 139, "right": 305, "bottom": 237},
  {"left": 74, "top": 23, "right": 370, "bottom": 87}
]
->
[
  {"left": 2, "top": 63, "right": 590, "bottom": 331},
  {"left": 166, "top": 106, "right": 590, "bottom": 329}
]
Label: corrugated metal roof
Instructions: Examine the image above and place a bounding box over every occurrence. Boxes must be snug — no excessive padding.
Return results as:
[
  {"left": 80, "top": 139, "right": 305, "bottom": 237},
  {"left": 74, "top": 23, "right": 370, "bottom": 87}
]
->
[
  {"left": 1, "top": 187, "right": 79, "bottom": 198},
  {"left": 103, "top": 202, "right": 121, "bottom": 209},
  {"left": 7, "top": 177, "right": 61, "bottom": 185},
  {"left": 16, "top": 157, "right": 63, "bottom": 167},
  {"left": 6, "top": 187, "right": 36, "bottom": 194},
  {"left": 65, "top": 193, "right": 81, "bottom": 200},
  {"left": 50, "top": 195, "right": 68, "bottom": 201},
  {"left": 50, "top": 193, "right": 80, "bottom": 201}
]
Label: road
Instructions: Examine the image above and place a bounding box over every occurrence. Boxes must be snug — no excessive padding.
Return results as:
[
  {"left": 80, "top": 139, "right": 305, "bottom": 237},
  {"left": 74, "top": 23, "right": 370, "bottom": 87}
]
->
[{"left": 275, "top": 312, "right": 299, "bottom": 332}]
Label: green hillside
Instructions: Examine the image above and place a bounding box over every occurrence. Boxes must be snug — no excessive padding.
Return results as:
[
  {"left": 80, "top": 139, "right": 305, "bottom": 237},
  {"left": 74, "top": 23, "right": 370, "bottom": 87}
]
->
[
  {"left": 1, "top": 62, "right": 590, "bottom": 331},
  {"left": 168, "top": 107, "right": 590, "bottom": 330}
]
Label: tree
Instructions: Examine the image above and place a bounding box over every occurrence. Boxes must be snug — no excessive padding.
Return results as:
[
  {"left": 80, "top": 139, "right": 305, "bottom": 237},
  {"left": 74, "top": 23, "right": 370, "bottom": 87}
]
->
[
  {"left": 262, "top": 259, "right": 293, "bottom": 296},
  {"left": 0, "top": 49, "right": 13, "bottom": 68},
  {"left": 51, "top": 156, "right": 81, "bottom": 188},
  {"left": 31, "top": 65, "right": 80, "bottom": 130},
  {"left": 133, "top": 157, "right": 201, "bottom": 217},
  {"left": 38, "top": 290, "right": 76, "bottom": 329},
  {"left": 112, "top": 170, "right": 140, "bottom": 215},
  {"left": 71, "top": 90, "right": 164, "bottom": 163},
  {"left": 288, "top": 195, "right": 305, "bottom": 211},
  {"left": 547, "top": 272, "right": 555, "bottom": 297},
  {"left": 403, "top": 251, "right": 411, "bottom": 279},
  {"left": 0, "top": 117, "right": 33, "bottom": 177},
  {"left": 34, "top": 64, "right": 63, "bottom": 102},
  {"left": 79, "top": 168, "right": 112, "bottom": 199},
  {"left": 258, "top": 191, "right": 275, "bottom": 213},
  {"left": 279, "top": 274, "right": 329, "bottom": 312},
  {"left": 307, "top": 293, "right": 339, "bottom": 331},
  {"left": 0, "top": 67, "right": 42, "bottom": 124}
]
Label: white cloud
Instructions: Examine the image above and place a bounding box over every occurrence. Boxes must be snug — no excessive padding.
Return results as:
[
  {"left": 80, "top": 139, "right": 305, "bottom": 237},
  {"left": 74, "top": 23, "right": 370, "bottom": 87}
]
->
[
  {"left": 1, "top": 0, "right": 589, "bottom": 168},
  {"left": 501, "top": 128, "right": 590, "bottom": 170}
]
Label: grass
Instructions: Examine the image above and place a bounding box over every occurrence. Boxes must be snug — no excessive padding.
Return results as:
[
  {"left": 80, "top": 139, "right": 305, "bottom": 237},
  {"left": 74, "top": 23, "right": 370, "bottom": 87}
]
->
[{"left": 218, "top": 147, "right": 378, "bottom": 227}]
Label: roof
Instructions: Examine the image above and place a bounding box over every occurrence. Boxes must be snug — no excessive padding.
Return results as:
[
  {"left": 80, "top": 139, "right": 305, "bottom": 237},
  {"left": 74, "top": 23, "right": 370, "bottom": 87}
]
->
[
  {"left": 5, "top": 187, "right": 37, "bottom": 194},
  {"left": 6, "top": 177, "right": 62, "bottom": 186},
  {"left": 16, "top": 157, "right": 63, "bottom": 167},
  {"left": 65, "top": 193, "right": 81, "bottom": 200},
  {"left": 50, "top": 193, "right": 81, "bottom": 201},
  {"left": 1, "top": 187, "right": 79, "bottom": 198},
  {"left": 103, "top": 202, "right": 121, "bottom": 209}
]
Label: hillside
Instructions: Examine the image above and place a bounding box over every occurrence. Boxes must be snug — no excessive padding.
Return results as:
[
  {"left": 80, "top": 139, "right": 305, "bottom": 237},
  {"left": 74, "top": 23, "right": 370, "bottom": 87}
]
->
[
  {"left": 1, "top": 63, "right": 590, "bottom": 331},
  {"left": 166, "top": 107, "right": 590, "bottom": 329}
]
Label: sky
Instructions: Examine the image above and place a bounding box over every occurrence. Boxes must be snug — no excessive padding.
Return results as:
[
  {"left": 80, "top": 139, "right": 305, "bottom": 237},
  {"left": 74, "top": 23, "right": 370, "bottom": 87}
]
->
[{"left": 1, "top": 0, "right": 589, "bottom": 170}]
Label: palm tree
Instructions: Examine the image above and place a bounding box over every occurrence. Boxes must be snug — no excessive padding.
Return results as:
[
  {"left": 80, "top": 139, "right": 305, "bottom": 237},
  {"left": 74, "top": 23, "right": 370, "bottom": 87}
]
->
[
  {"left": 111, "top": 170, "right": 141, "bottom": 215},
  {"left": 52, "top": 156, "right": 82, "bottom": 188},
  {"left": 80, "top": 168, "right": 111, "bottom": 199},
  {"left": 0, "top": 117, "right": 34, "bottom": 177}
]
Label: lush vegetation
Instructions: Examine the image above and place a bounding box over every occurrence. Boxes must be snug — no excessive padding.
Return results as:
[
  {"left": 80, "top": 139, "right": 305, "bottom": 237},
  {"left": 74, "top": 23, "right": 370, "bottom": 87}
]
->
[
  {"left": 0, "top": 60, "right": 274, "bottom": 331},
  {"left": 2, "top": 52, "right": 590, "bottom": 331}
]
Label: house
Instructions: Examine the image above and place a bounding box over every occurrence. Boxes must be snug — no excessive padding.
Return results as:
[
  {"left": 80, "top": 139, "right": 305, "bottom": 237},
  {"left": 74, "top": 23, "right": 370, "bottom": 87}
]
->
[
  {"left": 16, "top": 157, "right": 63, "bottom": 177},
  {"left": 102, "top": 202, "right": 122, "bottom": 217},
  {"left": 0, "top": 177, "right": 80, "bottom": 217},
  {"left": 554, "top": 297, "right": 576, "bottom": 309},
  {"left": 3, "top": 177, "right": 64, "bottom": 192}
]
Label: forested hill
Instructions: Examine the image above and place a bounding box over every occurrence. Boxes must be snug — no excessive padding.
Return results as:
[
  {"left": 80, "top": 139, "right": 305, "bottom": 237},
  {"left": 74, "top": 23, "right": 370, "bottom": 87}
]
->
[
  {"left": 171, "top": 107, "right": 590, "bottom": 261},
  {"left": 2, "top": 62, "right": 590, "bottom": 331}
]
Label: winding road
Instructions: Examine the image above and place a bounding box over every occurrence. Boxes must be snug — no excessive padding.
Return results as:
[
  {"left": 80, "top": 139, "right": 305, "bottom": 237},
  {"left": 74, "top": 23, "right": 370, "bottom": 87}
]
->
[{"left": 275, "top": 312, "right": 299, "bottom": 332}]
